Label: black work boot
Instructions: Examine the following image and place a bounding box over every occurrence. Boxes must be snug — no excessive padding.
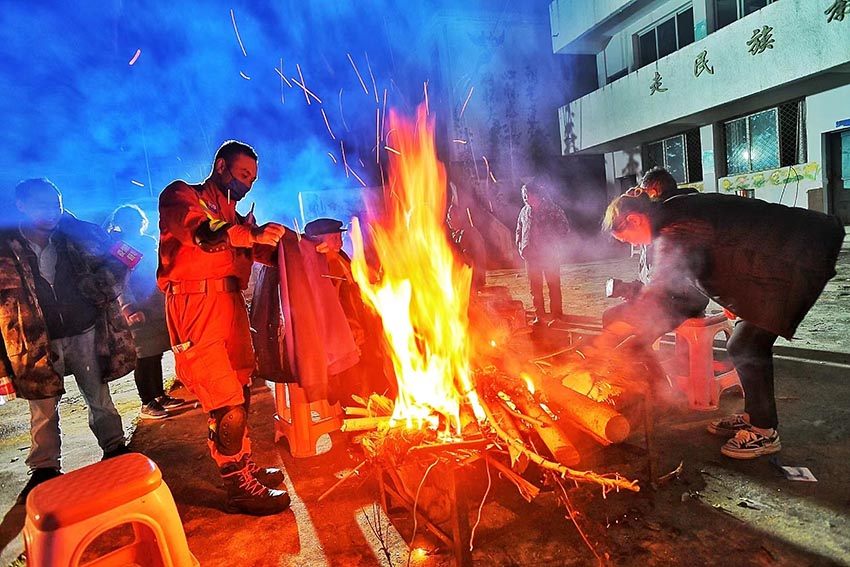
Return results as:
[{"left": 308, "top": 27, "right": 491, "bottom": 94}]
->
[
  {"left": 245, "top": 456, "right": 286, "bottom": 488},
  {"left": 221, "top": 459, "right": 291, "bottom": 516},
  {"left": 17, "top": 467, "right": 63, "bottom": 505}
]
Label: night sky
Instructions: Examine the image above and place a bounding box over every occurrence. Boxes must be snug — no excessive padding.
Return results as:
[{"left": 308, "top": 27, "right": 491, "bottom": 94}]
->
[{"left": 0, "top": 0, "right": 553, "bottom": 231}]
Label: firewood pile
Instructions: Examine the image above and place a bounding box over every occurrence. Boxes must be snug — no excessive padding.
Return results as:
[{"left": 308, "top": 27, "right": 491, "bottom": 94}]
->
[{"left": 339, "top": 340, "right": 651, "bottom": 498}]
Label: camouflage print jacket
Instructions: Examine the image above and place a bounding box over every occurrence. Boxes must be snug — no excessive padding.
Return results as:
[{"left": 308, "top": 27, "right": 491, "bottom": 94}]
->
[{"left": 0, "top": 214, "right": 136, "bottom": 400}]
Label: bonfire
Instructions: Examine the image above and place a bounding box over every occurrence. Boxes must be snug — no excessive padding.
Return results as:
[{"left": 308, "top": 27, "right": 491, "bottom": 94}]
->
[{"left": 331, "top": 104, "right": 647, "bottom": 561}]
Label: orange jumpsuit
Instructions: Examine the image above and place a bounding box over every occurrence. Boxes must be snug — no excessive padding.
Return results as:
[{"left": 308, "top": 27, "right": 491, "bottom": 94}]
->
[{"left": 158, "top": 178, "right": 275, "bottom": 465}]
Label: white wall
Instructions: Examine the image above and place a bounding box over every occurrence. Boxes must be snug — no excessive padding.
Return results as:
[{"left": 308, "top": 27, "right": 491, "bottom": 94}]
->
[
  {"left": 806, "top": 84, "right": 850, "bottom": 170},
  {"left": 563, "top": 0, "right": 850, "bottom": 153}
]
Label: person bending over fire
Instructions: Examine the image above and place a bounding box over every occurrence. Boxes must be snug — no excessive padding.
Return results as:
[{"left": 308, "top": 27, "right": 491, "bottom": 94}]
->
[
  {"left": 597, "top": 190, "right": 844, "bottom": 459},
  {"left": 158, "top": 140, "right": 290, "bottom": 515},
  {"left": 602, "top": 167, "right": 706, "bottom": 330}
]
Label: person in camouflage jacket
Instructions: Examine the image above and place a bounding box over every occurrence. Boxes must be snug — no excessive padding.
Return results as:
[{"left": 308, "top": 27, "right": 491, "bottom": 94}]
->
[{"left": 1, "top": 178, "right": 135, "bottom": 504}]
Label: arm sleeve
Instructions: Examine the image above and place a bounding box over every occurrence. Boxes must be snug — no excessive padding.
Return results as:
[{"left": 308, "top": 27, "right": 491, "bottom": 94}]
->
[{"left": 159, "top": 183, "right": 231, "bottom": 252}]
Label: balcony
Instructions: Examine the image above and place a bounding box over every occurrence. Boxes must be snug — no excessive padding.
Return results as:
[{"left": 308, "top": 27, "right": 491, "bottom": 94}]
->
[
  {"left": 559, "top": 0, "right": 850, "bottom": 154},
  {"left": 550, "top": 0, "right": 651, "bottom": 54}
]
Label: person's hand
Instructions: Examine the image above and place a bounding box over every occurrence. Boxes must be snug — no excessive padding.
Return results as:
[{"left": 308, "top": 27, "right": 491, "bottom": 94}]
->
[
  {"left": 254, "top": 222, "right": 285, "bottom": 246},
  {"left": 227, "top": 222, "right": 286, "bottom": 247},
  {"left": 121, "top": 306, "right": 145, "bottom": 326}
]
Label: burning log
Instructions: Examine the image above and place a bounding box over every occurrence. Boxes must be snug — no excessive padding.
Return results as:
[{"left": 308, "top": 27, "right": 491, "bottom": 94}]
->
[
  {"left": 534, "top": 374, "right": 630, "bottom": 446},
  {"left": 341, "top": 416, "right": 392, "bottom": 432},
  {"left": 510, "top": 392, "right": 580, "bottom": 467},
  {"left": 485, "top": 399, "right": 530, "bottom": 473}
]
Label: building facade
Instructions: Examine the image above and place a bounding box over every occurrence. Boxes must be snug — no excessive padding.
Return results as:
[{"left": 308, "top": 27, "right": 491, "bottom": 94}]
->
[{"left": 550, "top": 0, "right": 850, "bottom": 223}]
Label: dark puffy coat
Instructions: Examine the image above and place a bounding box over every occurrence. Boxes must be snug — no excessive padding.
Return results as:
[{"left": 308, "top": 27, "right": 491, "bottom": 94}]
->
[{"left": 647, "top": 193, "right": 844, "bottom": 339}]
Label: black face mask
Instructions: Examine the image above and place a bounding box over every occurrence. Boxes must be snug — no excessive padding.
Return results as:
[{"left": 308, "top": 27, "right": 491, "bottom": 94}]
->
[{"left": 222, "top": 167, "right": 250, "bottom": 202}]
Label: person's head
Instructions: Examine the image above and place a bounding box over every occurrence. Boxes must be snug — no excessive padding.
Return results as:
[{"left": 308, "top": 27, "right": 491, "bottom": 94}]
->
[
  {"left": 304, "top": 218, "right": 347, "bottom": 254},
  {"left": 15, "top": 178, "right": 63, "bottom": 232},
  {"left": 602, "top": 190, "right": 655, "bottom": 245},
  {"left": 640, "top": 167, "right": 678, "bottom": 200},
  {"left": 107, "top": 204, "right": 148, "bottom": 235},
  {"left": 520, "top": 181, "right": 543, "bottom": 208},
  {"left": 212, "top": 140, "right": 258, "bottom": 201}
]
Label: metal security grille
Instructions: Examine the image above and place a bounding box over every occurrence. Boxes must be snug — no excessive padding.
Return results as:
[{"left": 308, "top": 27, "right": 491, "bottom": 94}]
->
[
  {"left": 643, "top": 129, "right": 702, "bottom": 183},
  {"left": 724, "top": 100, "right": 806, "bottom": 175}
]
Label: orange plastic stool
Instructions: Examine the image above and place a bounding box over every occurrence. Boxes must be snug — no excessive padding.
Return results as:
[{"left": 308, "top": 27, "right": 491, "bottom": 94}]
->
[
  {"left": 23, "top": 453, "right": 198, "bottom": 567},
  {"left": 671, "top": 314, "right": 741, "bottom": 411},
  {"left": 274, "top": 382, "right": 341, "bottom": 457}
]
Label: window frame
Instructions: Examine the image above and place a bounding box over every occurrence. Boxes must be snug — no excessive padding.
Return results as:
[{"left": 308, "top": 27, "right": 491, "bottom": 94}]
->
[
  {"left": 636, "top": 4, "right": 695, "bottom": 69},
  {"left": 714, "top": 0, "right": 778, "bottom": 31},
  {"left": 722, "top": 100, "right": 806, "bottom": 176},
  {"left": 643, "top": 129, "right": 703, "bottom": 184}
]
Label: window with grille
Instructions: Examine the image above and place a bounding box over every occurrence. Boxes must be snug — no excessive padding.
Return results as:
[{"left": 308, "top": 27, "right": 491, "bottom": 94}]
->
[
  {"left": 643, "top": 129, "right": 703, "bottom": 184},
  {"left": 723, "top": 100, "right": 806, "bottom": 175},
  {"left": 715, "top": 0, "right": 779, "bottom": 31},
  {"left": 637, "top": 6, "right": 695, "bottom": 68}
]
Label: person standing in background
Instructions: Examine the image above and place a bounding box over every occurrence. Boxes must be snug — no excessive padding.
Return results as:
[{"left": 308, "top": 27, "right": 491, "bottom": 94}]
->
[
  {"left": 1, "top": 178, "right": 134, "bottom": 504},
  {"left": 515, "top": 177, "right": 571, "bottom": 325},
  {"left": 106, "top": 204, "right": 184, "bottom": 420}
]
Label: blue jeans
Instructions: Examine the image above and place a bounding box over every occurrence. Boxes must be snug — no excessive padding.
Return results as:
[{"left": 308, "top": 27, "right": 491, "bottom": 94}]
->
[{"left": 26, "top": 326, "right": 126, "bottom": 470}]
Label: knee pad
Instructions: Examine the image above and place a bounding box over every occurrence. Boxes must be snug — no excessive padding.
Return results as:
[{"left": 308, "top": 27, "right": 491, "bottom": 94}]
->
[{"left": 209, "top": 405, "right": 247, "bottom": 456}]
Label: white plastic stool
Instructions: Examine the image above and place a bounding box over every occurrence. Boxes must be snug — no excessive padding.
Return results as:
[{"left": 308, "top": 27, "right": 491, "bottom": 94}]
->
[
  {"left": 23, "top": 452, "right": 198, "bottom": 567},
  {"left": 670, "top": 314, "right": 741, "bottom": 411}
]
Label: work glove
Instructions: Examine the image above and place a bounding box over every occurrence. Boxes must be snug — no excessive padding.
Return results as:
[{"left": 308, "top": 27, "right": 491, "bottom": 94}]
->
[{"left": 227, "top": 222, "right": 286, "bottom": 248}]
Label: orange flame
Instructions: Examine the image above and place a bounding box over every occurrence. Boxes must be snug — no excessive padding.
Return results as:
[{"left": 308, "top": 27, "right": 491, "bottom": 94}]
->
[{"left": 350, "top": 105, "right": 484, "bottom": 436}]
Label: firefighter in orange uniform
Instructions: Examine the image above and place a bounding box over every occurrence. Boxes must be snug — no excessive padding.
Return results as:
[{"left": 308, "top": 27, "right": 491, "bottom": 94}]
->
[{"left": 158, "top": 140, "right": 290, "bottom": 515}]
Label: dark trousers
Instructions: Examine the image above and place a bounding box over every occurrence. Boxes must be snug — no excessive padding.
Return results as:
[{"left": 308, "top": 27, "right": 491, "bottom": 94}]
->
[
  {"left": 134, "top": 353, "right": 165, "bottom": 405},
  {"left": 526, "top": 259, "right": 562, "bottom": 317},
  {"left": 726, "top": 320, "right": 779, "bottom": 429}
]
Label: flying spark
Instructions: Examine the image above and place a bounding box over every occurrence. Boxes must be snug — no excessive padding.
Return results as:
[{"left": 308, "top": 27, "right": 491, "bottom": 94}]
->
[
  {"left": 230, "top": 9, "right": 248, "bottom": 57},
  {"left": 296, "top": 64, "right": 315, "bottom": 105},
  {"left": 340, "top": 140, "right": 350, "bottom": 178},
  {"left": 423, "top": 81, "right": 429, "bottom": 115},
  {"left": 348, "top": 167, "right": 367, "bottom": 187},
  {"left": 239, "top": 71, "right": 251, "bottom": 80},
  {"left": 339, "top": 88, "right": 350, "bottom": 132},
  {"left": 384, "top": 146, "right": 400, "bottom": 155},
  {"left": 466, "top": 207, "right": 475, "bottom": 228},
  {"left": 347, "top": 53, "right": 369, "bottom": 95},
  {"left": 320, "top": 108, "right": 336, "bottom": 139},
  {"left": 365, "top": 51, "right": 379, "bottom": 104},
  {"left": 292, "top": 77, "right": 322, "bottom": 104},
  {"left": 327, "top": 152, "right": 337, "bottom": 163},
  {"left": 274, "top": 66, "right": 292, "bottom": 88},
  {"left": 459, "top": 86, "right": 474, "bottom": 119},
  {"left": 130, "top": 179, "right": 144, "bottom": 187},
  {"left": 128, "top": 49, "right": 141, "bottom": 66},
  {"left": 452, "top": 139, "right": 468, "bottom": 144}
]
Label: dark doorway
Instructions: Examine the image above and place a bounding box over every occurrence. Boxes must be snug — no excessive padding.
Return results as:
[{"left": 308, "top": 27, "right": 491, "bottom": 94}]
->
[{"left": 825, "top": 129, "right": 850, "bottom": 224}]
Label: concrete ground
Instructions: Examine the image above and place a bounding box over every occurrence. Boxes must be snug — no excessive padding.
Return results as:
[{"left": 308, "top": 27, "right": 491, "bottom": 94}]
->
[{"left": 0, "top": 237, "right": 848, "bottom": 566}]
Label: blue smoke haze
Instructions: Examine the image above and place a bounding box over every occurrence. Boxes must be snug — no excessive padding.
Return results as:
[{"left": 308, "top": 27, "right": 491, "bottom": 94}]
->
[{"left": 1, "top": 0, "right": 551, "bottom": 232}]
